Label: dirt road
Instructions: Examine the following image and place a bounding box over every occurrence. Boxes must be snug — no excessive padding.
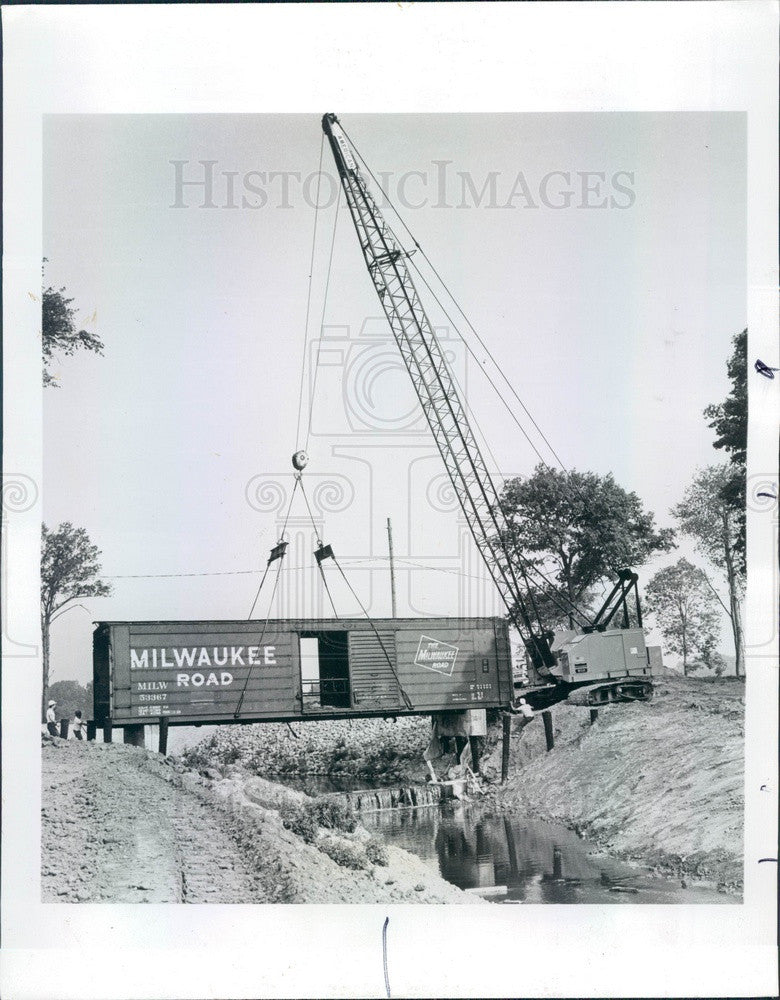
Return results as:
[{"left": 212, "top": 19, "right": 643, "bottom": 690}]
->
[
  {"left": 41, "top": 737, "right": 477, "bottom": 904},
  {"left": 42, "top": 737, "right": 268, "bottom": 903}
]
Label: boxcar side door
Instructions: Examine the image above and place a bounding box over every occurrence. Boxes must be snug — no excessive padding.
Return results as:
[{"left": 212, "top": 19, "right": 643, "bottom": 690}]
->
[{"left": 348, "top": 630, "right": 401, "bottom": 712}]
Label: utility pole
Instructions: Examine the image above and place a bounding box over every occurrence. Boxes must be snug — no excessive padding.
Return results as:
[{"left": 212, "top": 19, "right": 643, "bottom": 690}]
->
[{"left": 386, "top": 517, "right": 397, "bottom": 617}]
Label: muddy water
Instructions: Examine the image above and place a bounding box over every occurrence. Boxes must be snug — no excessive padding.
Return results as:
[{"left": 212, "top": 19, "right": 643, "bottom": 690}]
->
[{"left": 361, "top": 803, "right": 735, "bottom": 904}]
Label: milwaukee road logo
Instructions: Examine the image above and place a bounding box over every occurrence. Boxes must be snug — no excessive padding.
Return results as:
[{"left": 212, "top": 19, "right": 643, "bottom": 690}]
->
[{"left": 414, "top": 635, "right": 459, "bottom": 676}]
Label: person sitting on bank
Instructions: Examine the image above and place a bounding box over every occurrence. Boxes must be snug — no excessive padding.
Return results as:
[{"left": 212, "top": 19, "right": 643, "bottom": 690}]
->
[
  {"left": 71, "top": 710, "right": 86, "bottom": 741},
  {"left": 46, "top": 700, "right": 58, "bottom": 737}
]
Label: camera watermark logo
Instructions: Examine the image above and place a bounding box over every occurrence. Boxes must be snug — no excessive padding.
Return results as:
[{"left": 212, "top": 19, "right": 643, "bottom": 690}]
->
[
  {"left": 309, "top": 317, "right": 465, "bottom": 438},
  {"left": 244, "top": 313, "right": 509, "bottom": 620}
]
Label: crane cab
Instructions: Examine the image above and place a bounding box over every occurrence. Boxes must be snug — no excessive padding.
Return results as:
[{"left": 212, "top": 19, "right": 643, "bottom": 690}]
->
[{"left": 549, "top": 627, "right": 654, "bottom": 703}]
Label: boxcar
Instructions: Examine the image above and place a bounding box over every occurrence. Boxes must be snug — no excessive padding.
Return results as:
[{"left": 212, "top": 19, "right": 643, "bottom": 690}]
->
[{"left": 93, "top": 617, "right": 514, "bottom": 727}]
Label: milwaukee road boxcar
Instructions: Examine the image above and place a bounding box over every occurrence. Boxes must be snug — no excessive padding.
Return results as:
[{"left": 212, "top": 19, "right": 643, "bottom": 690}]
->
[{"left": 93, "top": 617, "right": 514, "bottom": 727}]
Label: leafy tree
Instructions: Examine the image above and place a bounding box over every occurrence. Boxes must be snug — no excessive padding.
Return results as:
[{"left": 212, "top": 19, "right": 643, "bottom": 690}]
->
[
  {"left": 703, "top": 329, "right": 747, "bottom": 571},
  {"left": 672, "top": 464, "right": 745, "bottom": 676},
  {"left": 47, "top": 679, "right": 93, "bottom": 722},
  {"left": 41, "top": 523, "right": 112, "bottom": 721},
  {"left": 42, "top": 264, "right": 104, "bottom": 387},
  {"left": 644, "top": 558, "right": 721, "bottom": 675},
  {"left": 499, "top": 465, "right": 675, "bottom": 629}
]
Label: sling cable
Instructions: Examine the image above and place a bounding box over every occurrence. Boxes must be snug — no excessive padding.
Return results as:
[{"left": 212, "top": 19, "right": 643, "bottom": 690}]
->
[{"left": 237, "top": 154, "right": 412, "bottom": 714}]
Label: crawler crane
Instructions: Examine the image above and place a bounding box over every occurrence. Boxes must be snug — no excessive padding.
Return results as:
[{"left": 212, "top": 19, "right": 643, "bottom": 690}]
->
[{"left": 321, "top": 113, "right": 653, "bottom": 710}]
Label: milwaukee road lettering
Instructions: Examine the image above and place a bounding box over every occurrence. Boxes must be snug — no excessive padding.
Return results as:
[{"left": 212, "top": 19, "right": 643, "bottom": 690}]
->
[{"left": 130, "top": 646, "right": 277, "bottom": 689}]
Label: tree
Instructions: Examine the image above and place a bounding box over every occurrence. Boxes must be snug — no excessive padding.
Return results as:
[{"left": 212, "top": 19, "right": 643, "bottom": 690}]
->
[
  {"left": 499, "top": 465, "right": 675, "bottom": 629},
  {"left": 644, "top": 558, "right": 721, "bottom": 675},
  {"left": 703, "top": 329, "right": 747, "bottom": 572},
  {"left": 47, "top": 679, "right": 93, "bottom": 722},
  {"left": 672, "top": 464, "right": 745, "bottom": 676},
  {"left": 41, "top": 524, "right": 112, "bottom": 721},
  {"left": 42, "top": 264, "right": 104, "bottom": 387}
]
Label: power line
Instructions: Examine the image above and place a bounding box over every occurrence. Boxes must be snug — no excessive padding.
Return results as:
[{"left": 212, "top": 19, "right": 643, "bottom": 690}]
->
[{"left": 105, "top": 555, "right": 574, "bottom": 592}]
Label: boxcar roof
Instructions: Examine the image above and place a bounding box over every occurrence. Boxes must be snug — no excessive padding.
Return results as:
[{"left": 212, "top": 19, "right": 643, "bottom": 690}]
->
[{"left": 94, "top": 616, "right": 507, "bottom": 628}]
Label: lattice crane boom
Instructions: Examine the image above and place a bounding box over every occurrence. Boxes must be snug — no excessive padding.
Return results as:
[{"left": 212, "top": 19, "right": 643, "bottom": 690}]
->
[{"left": 322, "top": 113, "right": 555, "bottom": 670}]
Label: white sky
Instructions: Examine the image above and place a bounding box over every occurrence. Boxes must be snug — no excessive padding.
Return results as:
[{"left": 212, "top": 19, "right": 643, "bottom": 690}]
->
[{"left": 42, "top": 112, "right": 746, "bottom": 683}]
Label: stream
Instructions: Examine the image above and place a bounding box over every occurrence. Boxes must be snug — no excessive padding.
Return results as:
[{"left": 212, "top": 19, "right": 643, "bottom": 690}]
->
[
  {"left": 360, "top": 801, "right": 735, "bottom": 904},
  {"left": 267, "top": 773, "right": 735, "bottom": 903},
  {"left": 165, "top": 725, "right": 737, "bottom": 906}
]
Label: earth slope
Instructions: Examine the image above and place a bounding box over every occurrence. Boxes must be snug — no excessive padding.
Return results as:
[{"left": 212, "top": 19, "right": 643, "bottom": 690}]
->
[{"left": 488, "top": 676, "right": 745, "bottom": 889}]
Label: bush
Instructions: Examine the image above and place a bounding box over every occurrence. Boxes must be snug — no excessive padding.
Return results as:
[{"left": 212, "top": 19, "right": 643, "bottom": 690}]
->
[
  {"left": 365, "top": 836, "right": 389, "bottom": 867},
  {"left": 317, "top": 836, "right": 368, "bottom": 870},
  {"left": 310, "top": 797, "right": 357, "bottom": 833},
  {"left": 181, "top": 735, "right": 220, "bottom": 771},
  {"left": 278, "top": 802, "right": 318, "bottom": 844}
]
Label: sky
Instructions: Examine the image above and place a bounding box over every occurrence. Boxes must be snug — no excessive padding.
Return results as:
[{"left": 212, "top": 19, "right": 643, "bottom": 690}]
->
[{"left": 42, "top": 112, "right": 746, "bottom": 684}]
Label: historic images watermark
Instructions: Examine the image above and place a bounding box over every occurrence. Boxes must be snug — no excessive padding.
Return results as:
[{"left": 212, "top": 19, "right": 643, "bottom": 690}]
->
[{"left": 171, "top": 161, "right": 636, "bottom": 212}]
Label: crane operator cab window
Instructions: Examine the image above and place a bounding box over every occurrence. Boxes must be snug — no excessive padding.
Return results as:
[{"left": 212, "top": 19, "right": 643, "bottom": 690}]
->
[{"left": 300, "top": 631, "right": 351, "bottom": 710}]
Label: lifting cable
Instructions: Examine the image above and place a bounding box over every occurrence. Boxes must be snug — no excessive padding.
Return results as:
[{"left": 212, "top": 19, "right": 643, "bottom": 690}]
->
[
  {"left": 241, "top": 139, "right": 340, "bottom": 710},
  {"left": 340, "top": 132, "right": 590, "bottom": 629},
  {"left": 305, "top": 184, "right": 341, "bottom": 452},
  {"left": 246, "top": 476, "right": 300, "bottom": 619},
  {"left": 235, "top": 553, "right": 286, "bottom": 717},
  {"left": 341, "top": 123, "right": 568, "bottom": 474},
  {"left": 340, "top": 124, "right": 615, "bottom": 622},
  {"left": 330, "top": 552, "right": 414, "bottom": 712},
  {"left": 237, "top": 477, "right": 301, "bottom": 717},
  {"left": 295, "top": 133, "right": 326, "bottom": 453},
  {"left": 297, "top": 477, "right": 413, "bottom": 712},
  {"left": 299, "top": 479, "right": 341, "bottom": 619}
]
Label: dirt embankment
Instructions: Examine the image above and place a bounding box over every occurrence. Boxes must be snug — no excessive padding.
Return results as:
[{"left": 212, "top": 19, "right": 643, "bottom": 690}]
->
[
  {"left": 487, "top": 676, "right": 745, "bottom": 889},
  {"left": 180, "top": 678, "right": 745, "bottom": 890},
  {"left": 41, "top": 737, "right": 478, "bottom": 904}
]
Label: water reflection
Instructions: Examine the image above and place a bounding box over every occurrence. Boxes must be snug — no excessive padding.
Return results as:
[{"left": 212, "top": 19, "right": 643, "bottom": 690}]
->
[{"left": 363, "top": 802, "right": 735, "bottom": 905}]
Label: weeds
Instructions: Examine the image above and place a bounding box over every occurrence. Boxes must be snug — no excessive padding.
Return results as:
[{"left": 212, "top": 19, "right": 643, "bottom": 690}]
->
[
  {"left": 365, "top": 837, "right": 389, "bottom": 866},
  {"left": 317, "top": 836, "right": 367, "bottom": 870}
]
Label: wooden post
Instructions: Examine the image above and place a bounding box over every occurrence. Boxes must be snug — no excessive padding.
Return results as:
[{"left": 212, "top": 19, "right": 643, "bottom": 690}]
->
[
  {"left": 590, "top": 708, "right": 599, "bottom": 726},
  {"left": 86, "top": 720, "right": 97, "bottom": 741},
  {"left": 159, "top": 717, "right": 169, "bottom": 756},
  {"left": 501, "top": 714, "right": 512, "bottom": 783},
  {"left": 123, "top": 724, "right": 145, "bottom": 748},
  {"left": 386, "top": 517, "right": 397, "bottom": 618},
  {"left": 103, "top": 719, "right": 112, "bottom": 743},
  {"left": 542, "top": 710, "right": 555, "bottom": 752},
  {"left": 469, "top": 735, "right": 482, "bottom": 772},
  {"left": 59, "top": 719, "right": 69, "bottom": 739}
]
